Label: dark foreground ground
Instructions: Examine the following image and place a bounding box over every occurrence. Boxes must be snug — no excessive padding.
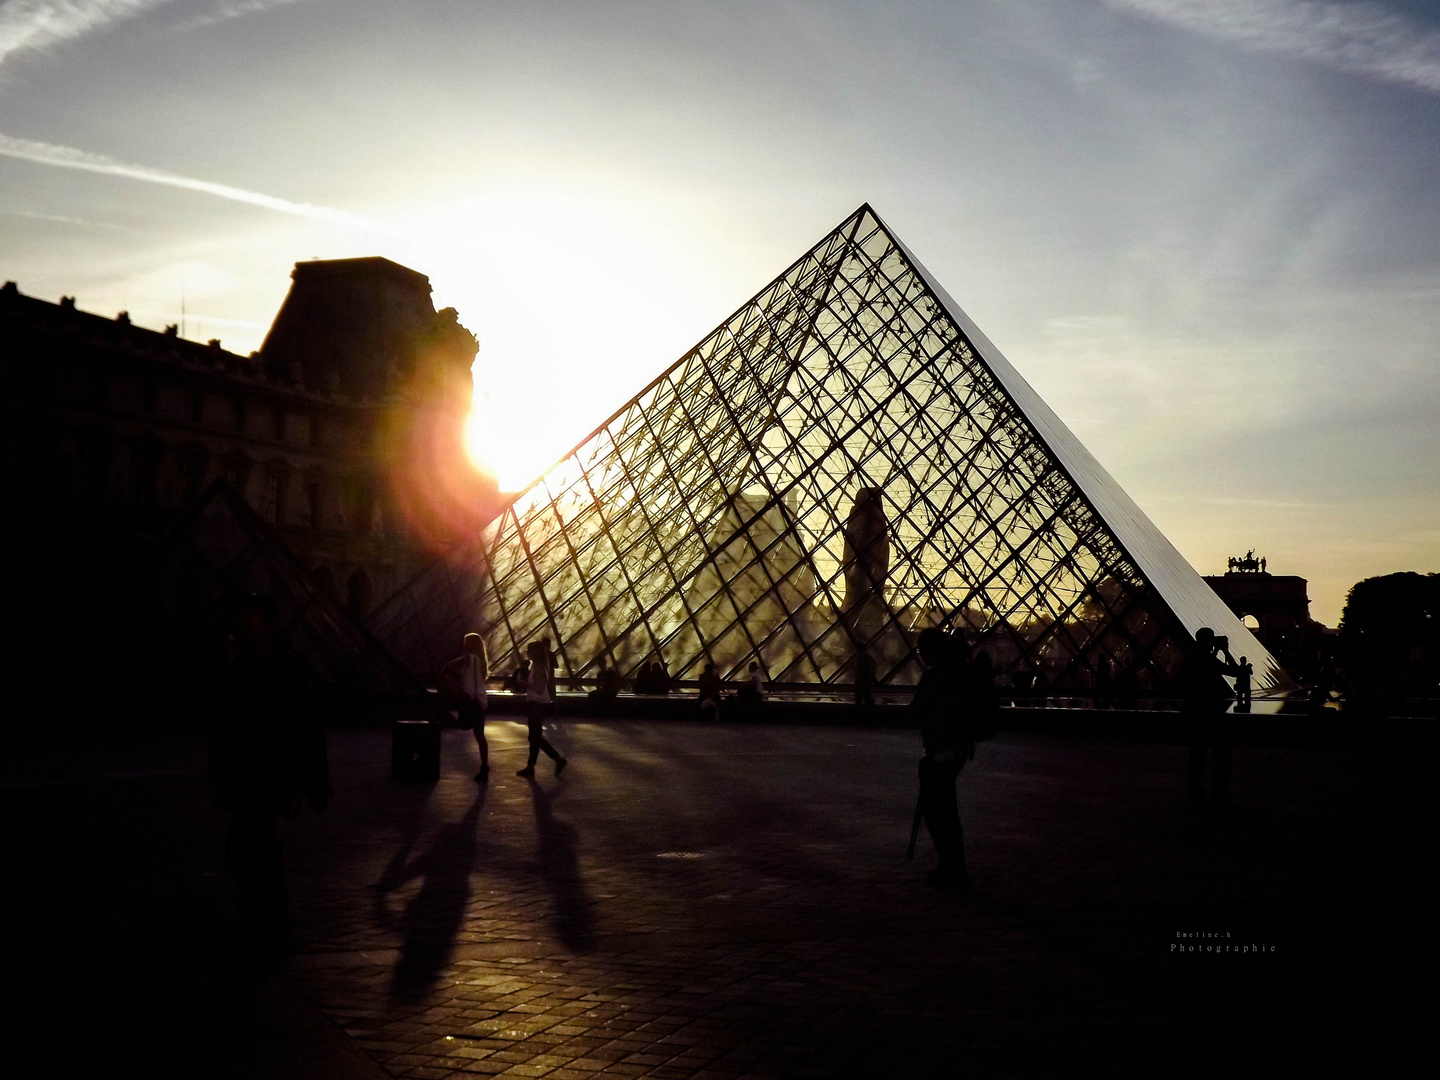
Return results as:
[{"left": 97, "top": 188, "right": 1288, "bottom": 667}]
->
[{"left": 5, "top": 716, "right": 1392, "bottom": 1077}]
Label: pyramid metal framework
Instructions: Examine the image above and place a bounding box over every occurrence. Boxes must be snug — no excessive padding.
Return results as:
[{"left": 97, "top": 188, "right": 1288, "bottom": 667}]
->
[
  {"left": 160, "top": 480, "right": 422, "bottom": 696},
  {"left": 371, "top": 205, "right": 1282, "bottom": 694}
]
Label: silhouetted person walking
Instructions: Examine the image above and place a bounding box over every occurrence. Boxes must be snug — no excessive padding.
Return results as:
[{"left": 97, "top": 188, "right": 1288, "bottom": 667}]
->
[
  {"left": 210, "top": 593, "right": 330, "bottom": 953},
  {"left": 1178, "top": 627, "right": 1242, "bottom": 811},
  {"left": 854, "top": 649, "right": 876, "bottom": 709},
  {"left": 911, "top": 628, "right": 971, "bottom": 891},
  {"left": 442, "top": 632, "right": 490, "bottom": 781},
  {"left": 518, "top": 641, "right": 566, "bottom": 777},
  {"left": 1235, "top": 656, "right": 1253, "bottom": 713}
]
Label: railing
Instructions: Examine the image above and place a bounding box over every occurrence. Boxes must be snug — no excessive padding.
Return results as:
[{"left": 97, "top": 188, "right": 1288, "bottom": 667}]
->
[{"left": 464, "top": 680, "right": 1309, "bottom": 715}]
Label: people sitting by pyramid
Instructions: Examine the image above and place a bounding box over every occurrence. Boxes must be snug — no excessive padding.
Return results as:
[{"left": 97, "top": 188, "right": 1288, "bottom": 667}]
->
[{"left": 634, "top": 657, "right": 673, "bottom": 695}]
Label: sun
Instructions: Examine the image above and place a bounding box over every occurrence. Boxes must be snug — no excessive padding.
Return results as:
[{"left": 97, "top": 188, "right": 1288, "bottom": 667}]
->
[
  {"left": 462, "top": 370, "right": 606, "bottom": 493},
  {"left": 403, "top": 186, "right": 725, "bottom": 493}
]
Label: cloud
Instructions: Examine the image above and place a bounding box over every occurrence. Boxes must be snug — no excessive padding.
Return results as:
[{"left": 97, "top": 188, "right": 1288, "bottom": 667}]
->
[
  {"left": 0, "top": 0, "right": 308, "bottom": 71},
  {"left": 0, "top": 0, "right": 177, "bottom": 70},
  {"left": 0, "top": 131, "right": 412, "bottom": 236},
  {"left": 169, "top": 0, "right": 309, "bottom": 35},
  {"left": 3, "top": 207, "right": 126, "bottom": 228},
  {"left": 1106, "top": 0, "right": 1440, "bottom": 93}
]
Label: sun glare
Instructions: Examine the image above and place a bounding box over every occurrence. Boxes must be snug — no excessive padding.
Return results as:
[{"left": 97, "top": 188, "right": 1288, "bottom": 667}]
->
[
  {"left": 463, "top": 383, "right": 587, "bottom": 493},
  {"left": 405, "top": 188, "right": 724, "bottom": 494}
]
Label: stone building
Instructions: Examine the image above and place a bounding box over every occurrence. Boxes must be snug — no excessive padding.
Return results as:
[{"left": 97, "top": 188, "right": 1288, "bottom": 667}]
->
[
  {"left": 1203, "top": 561, "right": 1328, "bottom": 681},
  {"left": 0, "top": 256, "right": 496, "bottom": 623}
]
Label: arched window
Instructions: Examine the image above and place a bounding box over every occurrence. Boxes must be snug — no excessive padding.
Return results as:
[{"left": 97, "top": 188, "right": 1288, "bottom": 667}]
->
[
  {"left": 1242, "top": 614, "right": 1261, "bottom": 632},
  {"left": 347, "top": 569, "right": 372, "bottom": 620}
]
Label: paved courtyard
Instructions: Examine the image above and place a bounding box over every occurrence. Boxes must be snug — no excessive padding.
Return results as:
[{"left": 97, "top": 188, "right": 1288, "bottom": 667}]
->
[{"left": 8, "top": 717, "right": 1358, "bottom": 1077}]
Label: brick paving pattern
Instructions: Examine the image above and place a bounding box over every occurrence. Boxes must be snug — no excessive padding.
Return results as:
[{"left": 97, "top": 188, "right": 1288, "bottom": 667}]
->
[{"left": 8, "top": 718, "right": 1357, "bottom": 1076}]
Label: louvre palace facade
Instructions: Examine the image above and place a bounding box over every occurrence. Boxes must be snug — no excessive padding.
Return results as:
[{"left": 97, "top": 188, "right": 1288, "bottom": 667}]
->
[{"left": 0, "top": 256, "right": 494, "bottom": 622}]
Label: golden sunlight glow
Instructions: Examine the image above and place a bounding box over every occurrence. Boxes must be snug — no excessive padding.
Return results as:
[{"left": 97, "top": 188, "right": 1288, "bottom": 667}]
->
[
  {"left": 462, "top": 382, "right": 574, "bottom": 494},
  {"left": 397, "top": 187, "right": 742, "bottom": 493}
]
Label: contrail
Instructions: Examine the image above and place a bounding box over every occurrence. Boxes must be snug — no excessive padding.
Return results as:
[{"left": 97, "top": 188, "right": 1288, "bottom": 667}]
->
[
  {"left": 0, "top": 131, "right": 413, "bottom": 236},
  {"left": 1107, "top": 0, "right": 1440, "bottom": 94}
]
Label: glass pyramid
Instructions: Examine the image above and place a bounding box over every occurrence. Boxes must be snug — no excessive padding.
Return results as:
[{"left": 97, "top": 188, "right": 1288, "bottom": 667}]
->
[{"left": 371, "top": 205, "right": 1284, "bottom": 695}]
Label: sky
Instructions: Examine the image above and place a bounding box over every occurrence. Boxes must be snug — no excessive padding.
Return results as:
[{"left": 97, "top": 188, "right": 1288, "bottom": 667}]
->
[{"left": 2, "top": 0, "right": 1438, "bottom": 625}]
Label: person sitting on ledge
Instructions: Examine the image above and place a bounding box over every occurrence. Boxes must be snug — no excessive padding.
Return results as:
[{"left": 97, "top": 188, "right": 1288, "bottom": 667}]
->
[
  {"left": 588, "top": 656, "right": 622, "bottom": 707},
  {"left": 508, "top": 657, "right": 530, "bottom": 694},
  {"left": 737, "top": 662, "right": 765, "bottom": 707}
]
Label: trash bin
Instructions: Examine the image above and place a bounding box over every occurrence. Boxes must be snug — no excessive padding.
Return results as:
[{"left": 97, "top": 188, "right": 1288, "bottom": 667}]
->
[{"left": 391, "top": 720, "right": 440, "bottom": 781}]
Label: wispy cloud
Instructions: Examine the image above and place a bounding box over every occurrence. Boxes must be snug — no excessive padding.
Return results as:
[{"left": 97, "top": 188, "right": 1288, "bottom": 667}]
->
[
  {"left": 0, "top": 131, "right": 412, "bottom": 236},
  {"left": 0, "top": 0, "right": 177, "bottom": 70},
  {"left": 1107, "top": 0, "right": 1440, "bottom": 93},
  {"left": 0, "top": 0, "right": 307, "bottom": 71},
  {"left": 170, "top": 0, "right": 308, "bottom": 35},
  {"left": 3, "top": 207, "right": 126, "bottom": 228}
]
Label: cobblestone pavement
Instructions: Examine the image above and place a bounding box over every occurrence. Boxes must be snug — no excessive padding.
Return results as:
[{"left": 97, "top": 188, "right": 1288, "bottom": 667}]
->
[{"left": 8, "top": 719, "right": 1356, "bottom": 1077}]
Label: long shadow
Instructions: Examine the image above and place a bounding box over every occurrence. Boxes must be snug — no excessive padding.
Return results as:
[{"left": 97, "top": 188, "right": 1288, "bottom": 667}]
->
[
  {"left": 372, "top": 783, "right": 443, "bottom": 910},
  {"left": 525, "top": 779, "right": 596, "bottom": 952},
  {"left": 376, "top": 787, "right": 486, "bottom": 999}
]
